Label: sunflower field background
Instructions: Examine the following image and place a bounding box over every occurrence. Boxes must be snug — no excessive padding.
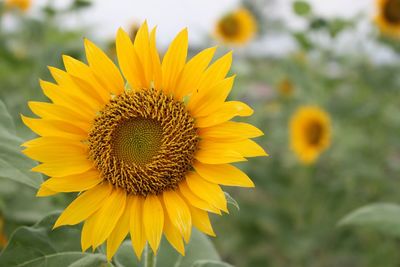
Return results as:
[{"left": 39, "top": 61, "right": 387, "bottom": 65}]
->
[{"left": 1, "top": 0, "right": 400, "bottom": 266}]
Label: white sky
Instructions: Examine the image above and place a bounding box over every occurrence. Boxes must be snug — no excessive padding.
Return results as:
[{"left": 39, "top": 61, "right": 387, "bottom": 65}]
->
[
  {"left": 27, "top": 0, "right": 395, "bottom": 61},
  {"left": 31, "top": 0, "right": 375, "bottom": 46}
]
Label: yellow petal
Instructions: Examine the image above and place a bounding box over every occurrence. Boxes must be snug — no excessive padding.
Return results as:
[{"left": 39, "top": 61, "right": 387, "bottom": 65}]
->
[
  {"left": 32, "top": 158, "right": 93, "bottom": 177},
  {"left": 28, "top": 101, "right": 91, "bottom": 130},
  {"left": 195, "top": 101, "right": 253, "bottom": 128},
  {"left": 22, "top": 140, "right": 87, "bottom": 163},
  {"left": 163, "top": 211, "right": 185, "bottom": 255},
  {"left": 62, "top": 55, "right": 110, "bottom": 103},
  {"left": 199, "top": 139, "right": 268, "bottom": 158},
  {"left": 189, "top": 75, "right": 235, "bottom": 118},
  {"left": 21, "top": 136, "right": 82, "bottom": 148},
  {"left": 188, "top": 51, "right": 232, "bottom": 108},
  {"left": 116, "top": 28, "right": 146, "bottom": 90},
  {"left": 133, "top": 21, "right": 152, "bottom": 88},
  {"left": 143, "top": 195, "right": 164, "bottom": 253},
  {"left": 48, "top": 67, "right": 100, "bottom": 112},
  {"left": 39, "top": 80, "right": 94, "bottom": 121},
  {"left": 179, "top": 182, "right": 221, "bottom": 214},
  {"left": 106, "top": 196, "right": 133, "bottom": 260},
  {"left": 149, "top": 27, "right": 162, "bottom": 89},
  {"left": 130, "top": 196, "right": 146, "bottom": 259},
  {"left": 21, "top": 115, "right": 87, "bottom": 140},
  {"left": 185, "top": 172, "right": 228, "bottom": 213},
  {"left": 162, "top": 28, "right": 188, "bottom": 94},
  {"left": 195, "top": 144, "right": 246, "bottom": 164},
  {"left": 193, "top": 162, "right": 254, "bottom": 187},
  {"left": 21, "top": 137, "right": 48, "bottom": 148},
  {"left": 188, "top": 205, "right": 215, "bottom": 237},
  {"left": 162, "top": 190, "right": 191, "bottom": 243},
  {"left": 174, "top": 46, "right": 216, "bottom": 100},
  {"left": 36, "top": 185, "right": 58, "bottom": 197},
  {"left": 41, "top": 169, "right": 102, "bottom": 193},
  {"left": 91, "top": 189, "right": 126, "bottom": 249},
  {"left": 54, "top": 184, "right": 111, "bottom": 228},
  {"left": 69, "top": 75, "right": 110, "bottom": 107},
  {"left": 84, "top": 39, "right": 125, "bottom": 95},
  {"left": 81, "top": 212, "right": 97, "bottom": 251},
  {"left": 199, "top": 121, "right": 263, "bottom": 142}
]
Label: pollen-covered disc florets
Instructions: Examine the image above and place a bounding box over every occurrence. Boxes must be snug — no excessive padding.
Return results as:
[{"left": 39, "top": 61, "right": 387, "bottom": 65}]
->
[{"left": 88, "top": 88, "right": 199, "bottom": 196}]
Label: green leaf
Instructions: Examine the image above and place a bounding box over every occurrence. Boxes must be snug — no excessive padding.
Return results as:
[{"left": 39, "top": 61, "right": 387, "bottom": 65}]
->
[
  {"left": 113, "top": 241, "right": 139, "bottom": 267},
  {"left": 224, "top": 192, "right": 240, "bottom": 211},
  {"left": 67, "top": 254, "right": 108, "bottom": 267},
  {"left": 309, "top": 17, "right": 328, "bottom": 30},
  {"left": 338, "top": 203, "right": 400, "bottom": 237},
  {"left": 16, "top": 252, "right": 107, "bottom": 267},
  {"left": 1, "top": 212, "right": 231, "bottom": 267},
  {"left": 175, "top": 229, "right": 221, "bottom": 267},
  {"left": 0, "top": 101, "right": 42, "bottom": 189},
  {"left": 293, "top": 1, "right": 312, "bottom": 17},
  {"left": 153, "top": 229, "right": 222, "bottom": 267},
  {"left": 328, "top": 18, "right": 352, "bottom": 38},
  {"left": 71, "top": 0, "right": 92, "bottom": 10},
  {"left": 293, "top": 32, "right": 313, "bottom": 51},
  {"left": 191, "top": 260, "right": 234, "bottom": 267},
  {"left": 0, "top": 212, "right": 107, "bottom": 267}
]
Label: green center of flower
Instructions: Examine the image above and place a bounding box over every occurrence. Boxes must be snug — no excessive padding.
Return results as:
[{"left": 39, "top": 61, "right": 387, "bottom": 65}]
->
[
  {"left": 305, "top": 121, "right": 323, "bottom": 146},
  {"left": 111, "top": 118, "right": 163, "bottom": 166},
  {"left": 88, "top": 89, "right": 199, "bottom": 196},
  {"left": 219, "top": 15, "right": 240, "bottom": 38},
  {"left": 384, "top": 0, "right": 400, "bottom": 24}
]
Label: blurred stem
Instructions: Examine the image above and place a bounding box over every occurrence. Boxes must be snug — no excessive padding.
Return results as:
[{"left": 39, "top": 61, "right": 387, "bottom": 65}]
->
[
  {"left": 144, "top": 243, "right": 156, "bottom": 267},
  {"left": 173, "top": 255, "right": 183, "bottom": 267}
]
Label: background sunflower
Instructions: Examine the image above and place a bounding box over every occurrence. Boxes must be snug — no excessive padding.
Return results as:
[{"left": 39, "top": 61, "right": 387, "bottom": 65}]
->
[
  {"left": 214, "top": 8, "right": 257, "bottom": 46},
  {"left": 289, "top": 106, "right": 331, "bottom": 164},
  {"left": 375, "top": 0, "right": 400, "bottom": 38}
]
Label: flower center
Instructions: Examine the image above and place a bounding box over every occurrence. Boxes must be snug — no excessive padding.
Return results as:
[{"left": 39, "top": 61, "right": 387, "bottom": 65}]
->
[
  {"left": 88, "top": 89, "right": 199, "bottom": 196},
  {"left": 111, "top": 118, "right": 163, "bottom": 166},
  {"left": 384, "top": 0, "right": 400, "bottom": 24},
  {"left": 219, "top": 15, "right": 240, "bottom": 38},
  {"left": 305, "top": 121, "right": 323, "bottom": 146}
]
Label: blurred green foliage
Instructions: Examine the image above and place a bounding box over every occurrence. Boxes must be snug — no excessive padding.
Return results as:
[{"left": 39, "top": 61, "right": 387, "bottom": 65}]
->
[{"left": 0, "top": 0, "right": 400, "bottom": 267}]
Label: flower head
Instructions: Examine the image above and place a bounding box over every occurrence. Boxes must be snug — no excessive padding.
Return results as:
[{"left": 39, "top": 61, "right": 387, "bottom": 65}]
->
[
  {"left": 22, "top": 21, "right": 267, "bottom": 260},
  {"left": 215, "top": 8, "right": 257, "bottom": 46},
  {"left": 5, "top": 0, "right": 31, "bottom": 12},
  {"left": 290, "top": 106, "right": 331, "bottom": 164},
  {"left": 375, "top": 0, "right": 400, "bottom": 38},
  {"left": 277, "top": 78, "right": 295, "bottom": 97}
]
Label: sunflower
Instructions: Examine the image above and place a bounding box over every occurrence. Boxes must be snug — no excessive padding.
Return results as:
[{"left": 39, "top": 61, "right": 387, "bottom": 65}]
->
[
  {"left": 375, "top": 0, "right": 400, "bottom": 37},
  {"left": 22, "top": 21, "right": 267, "bottom": 260},
  {"left": 0, "top": 215, "right": 7, "bottom": 248},
  {"left": 215, "top": 8, "right": 257, "bottom": 46},
  {"left": 4, "top": 0, "right": 31, "bottom": 12},
  {"left": 277, "top": 78, "right": 295, "bottom": 97},
  {"left": 290, "top": 106, "right": 331, "bottom": 164}
]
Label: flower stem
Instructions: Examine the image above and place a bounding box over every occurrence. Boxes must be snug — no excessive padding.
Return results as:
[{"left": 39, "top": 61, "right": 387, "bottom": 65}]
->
[{"left": 144, "top": 243, "right": 156, "bottom": 267}]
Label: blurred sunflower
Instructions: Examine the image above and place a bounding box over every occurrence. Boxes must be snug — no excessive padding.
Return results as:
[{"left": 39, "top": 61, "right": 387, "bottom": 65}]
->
[
  {"left": 0, "top": 215, "right": 7, "bottom": 248},
  {"left": 290, "top": 106, "right": 331, "bottom": 164},
  {"left": 375, "top": 0, "right": 400, "bottom": 37},
  {"left": 4, "top": 0, "right": 31, "bottom": 12},
  {"left": 22, "top": 21, "right": 267, "bottom": 260},
  {"left": 277, "top": 78, "right": 295, "bottom": 97},
  {"left": 215, "top": 8, "right": 257, "bottom": 46}
]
